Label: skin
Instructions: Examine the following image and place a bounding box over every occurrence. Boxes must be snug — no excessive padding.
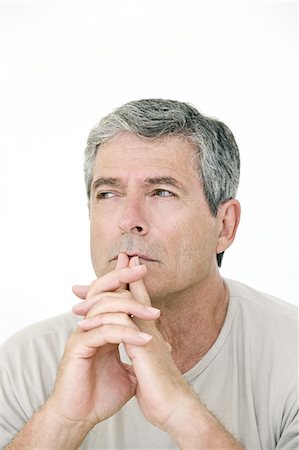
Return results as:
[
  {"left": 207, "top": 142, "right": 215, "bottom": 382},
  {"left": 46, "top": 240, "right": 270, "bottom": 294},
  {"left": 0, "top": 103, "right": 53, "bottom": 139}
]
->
[
  {"left": 6, "top": 133, "right": 242, "bottom": 449},
  {"left": 87, "top": 132, "right": 240, "bottom": 372},
  {"left": 89, "top": 133, "right": 222, "bottom": 304}
]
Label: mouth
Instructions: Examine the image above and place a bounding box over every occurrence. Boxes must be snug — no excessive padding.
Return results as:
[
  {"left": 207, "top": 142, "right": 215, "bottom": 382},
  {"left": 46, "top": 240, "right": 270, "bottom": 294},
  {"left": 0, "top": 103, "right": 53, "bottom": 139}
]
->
[{"left": 111, "top": 252, "right": 158, "bottom": 263}]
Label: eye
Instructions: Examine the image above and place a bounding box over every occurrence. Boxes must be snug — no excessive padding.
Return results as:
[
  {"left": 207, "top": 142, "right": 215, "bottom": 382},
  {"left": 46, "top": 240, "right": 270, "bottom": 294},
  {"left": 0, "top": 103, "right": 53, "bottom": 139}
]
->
[
  {"left": 96, "top": 191, "right": 117, "bottom": 199},
  {"left": 152, "top": 189, "right": 175, "bottom": 197}
]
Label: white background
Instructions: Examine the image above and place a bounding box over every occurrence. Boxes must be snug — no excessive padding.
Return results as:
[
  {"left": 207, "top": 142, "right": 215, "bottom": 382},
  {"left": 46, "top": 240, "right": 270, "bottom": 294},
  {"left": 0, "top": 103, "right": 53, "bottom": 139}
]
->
[{"left": 0, "top": 0, "right": 298, "bottom": 343}]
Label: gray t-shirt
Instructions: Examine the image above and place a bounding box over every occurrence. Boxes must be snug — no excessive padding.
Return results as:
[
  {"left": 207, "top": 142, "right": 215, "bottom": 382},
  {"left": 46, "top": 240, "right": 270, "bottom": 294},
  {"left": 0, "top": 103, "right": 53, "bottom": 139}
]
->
[{"left": 1, "top": 280, "right": 298, "bottom": 449}]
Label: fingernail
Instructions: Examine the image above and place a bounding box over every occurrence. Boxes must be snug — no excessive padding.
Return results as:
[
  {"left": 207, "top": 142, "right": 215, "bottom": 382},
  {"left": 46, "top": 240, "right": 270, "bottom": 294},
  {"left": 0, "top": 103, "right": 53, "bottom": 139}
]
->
[
  {"left": 137, "top": 332, "right": 152, "bottom": 342},
  {"left": 145, "top": 306, "right": 160, "bottom": 316},
  {"left": 131, "top": 256, "right": 140, "bottom": 266}
]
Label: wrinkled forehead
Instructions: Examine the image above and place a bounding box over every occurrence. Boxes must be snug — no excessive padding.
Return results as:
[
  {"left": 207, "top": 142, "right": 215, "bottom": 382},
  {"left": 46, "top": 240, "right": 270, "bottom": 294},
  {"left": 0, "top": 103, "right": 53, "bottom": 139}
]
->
[{"left": 95, "top": 132, "right": 200, "bottom": 169}]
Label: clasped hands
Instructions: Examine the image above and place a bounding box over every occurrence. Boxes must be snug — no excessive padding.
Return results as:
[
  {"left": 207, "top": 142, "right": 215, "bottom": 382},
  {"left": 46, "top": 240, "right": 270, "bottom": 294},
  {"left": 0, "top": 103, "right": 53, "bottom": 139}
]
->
[{"left": 48, "top": 253, "right": 198, "bottom": 442}]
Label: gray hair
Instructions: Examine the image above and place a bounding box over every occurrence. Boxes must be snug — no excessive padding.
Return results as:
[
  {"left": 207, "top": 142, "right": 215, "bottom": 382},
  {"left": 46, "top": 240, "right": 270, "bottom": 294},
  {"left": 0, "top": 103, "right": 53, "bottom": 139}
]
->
[{"left": 84, "top": 99, "right": 240, "bottom": 266}]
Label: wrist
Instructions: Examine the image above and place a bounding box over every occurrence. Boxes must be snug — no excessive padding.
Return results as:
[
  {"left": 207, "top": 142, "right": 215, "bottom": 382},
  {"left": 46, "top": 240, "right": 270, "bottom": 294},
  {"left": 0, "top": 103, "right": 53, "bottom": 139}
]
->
[
  {"left": 6, "top": 401, "right": 94, "bottom": 450},
  {"left": 164, "top": 395, "right": 204, "bottom": 443},
  {"left": 40, "top": 400, "right": 93, "bottom": 447},
  {"left": 166, "top": 396, "right": 243, "bottom": 449}
]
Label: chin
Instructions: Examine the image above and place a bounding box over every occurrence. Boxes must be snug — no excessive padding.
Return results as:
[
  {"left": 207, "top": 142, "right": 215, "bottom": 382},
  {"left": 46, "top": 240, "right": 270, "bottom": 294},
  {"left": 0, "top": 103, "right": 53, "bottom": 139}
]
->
[
  {"left": 141, "top": 274, "right": 168, "bottom": 301},
  {"left": 92, "top": 261, "right": 113, "bottom": 278}
]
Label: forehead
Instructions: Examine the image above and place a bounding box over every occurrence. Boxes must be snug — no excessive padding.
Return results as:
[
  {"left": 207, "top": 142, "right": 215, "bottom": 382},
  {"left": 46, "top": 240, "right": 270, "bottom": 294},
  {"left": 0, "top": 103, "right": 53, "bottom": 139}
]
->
[{"left": 92, "top": 133, "right": 199, "bottom": 182}]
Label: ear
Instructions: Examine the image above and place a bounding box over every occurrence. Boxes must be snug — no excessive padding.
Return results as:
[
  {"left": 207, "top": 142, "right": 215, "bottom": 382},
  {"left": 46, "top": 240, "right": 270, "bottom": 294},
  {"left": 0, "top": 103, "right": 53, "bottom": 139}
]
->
[{"left": 216, "top": 199, "right": 241, "bottom": 254}]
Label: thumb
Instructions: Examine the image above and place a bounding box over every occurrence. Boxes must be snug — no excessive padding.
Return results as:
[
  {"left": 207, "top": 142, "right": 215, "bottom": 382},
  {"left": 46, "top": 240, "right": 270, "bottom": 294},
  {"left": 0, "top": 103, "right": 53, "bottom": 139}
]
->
[{"left": 129, "top": 256, "right": 151, "bottom": 306}]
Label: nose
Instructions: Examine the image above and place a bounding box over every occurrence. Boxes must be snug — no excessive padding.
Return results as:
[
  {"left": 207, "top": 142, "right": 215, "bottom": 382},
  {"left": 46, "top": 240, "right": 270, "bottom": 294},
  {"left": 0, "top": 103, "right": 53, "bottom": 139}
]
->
[{"left": 118, "top": 198, "right": 149, "bottom": 236}]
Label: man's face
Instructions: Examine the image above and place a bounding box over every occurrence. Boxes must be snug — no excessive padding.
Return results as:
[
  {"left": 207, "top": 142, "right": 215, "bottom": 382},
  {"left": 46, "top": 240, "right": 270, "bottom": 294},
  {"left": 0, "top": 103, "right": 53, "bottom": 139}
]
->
[{"left": 89, "top": 133, "right": 220, "bottom": 302}]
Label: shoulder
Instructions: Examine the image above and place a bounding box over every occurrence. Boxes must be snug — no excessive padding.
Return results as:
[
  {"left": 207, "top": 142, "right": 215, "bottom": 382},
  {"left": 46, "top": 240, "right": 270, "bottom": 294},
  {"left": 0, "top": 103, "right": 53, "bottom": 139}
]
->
[
  {"left": 226, "top": 278, "right": 297, "bottom": 330},
  {"left": 226, "top": 280, "right": 298, "bottom": 440},
  {"left": 226, "top": 278, "right": 298, "bottom": 372},
  {"left": 224, "top": 281, "right": 298, "bottom": 450},
  {"left": 2, "top": 312, "right": 79, "bottom": 363}
]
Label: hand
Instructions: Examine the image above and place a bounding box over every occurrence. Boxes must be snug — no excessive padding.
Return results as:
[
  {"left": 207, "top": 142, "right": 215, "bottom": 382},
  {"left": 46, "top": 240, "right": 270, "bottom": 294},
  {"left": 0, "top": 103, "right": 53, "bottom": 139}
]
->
[
  {"left": 75, "top": 255, "right": 201, "bottom": 436},
  {"left": 125, "top": 260, "right": 198, "bottom": 433},
  {"left": 46, "top": 254, "right": 160, "bottom": 431}
]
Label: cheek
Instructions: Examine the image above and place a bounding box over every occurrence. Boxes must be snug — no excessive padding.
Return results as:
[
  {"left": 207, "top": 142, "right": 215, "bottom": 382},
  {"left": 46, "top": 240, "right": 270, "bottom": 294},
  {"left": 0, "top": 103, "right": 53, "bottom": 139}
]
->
[
  {"left": 90, "top": 221, "right": 101, "bottom": 252},
  {"left": 174, "top": 216, "right": 217, "bottom": 264},
  {"left": 90, "top": 211, "right": 114, "bottom": 241},
  {"left": 90, "top": 218, "right": 110, "bottom": 267}
]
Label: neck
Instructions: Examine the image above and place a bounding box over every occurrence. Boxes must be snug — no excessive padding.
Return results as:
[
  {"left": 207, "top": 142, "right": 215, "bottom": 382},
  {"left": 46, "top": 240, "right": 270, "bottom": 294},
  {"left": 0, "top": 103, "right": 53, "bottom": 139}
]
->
[{"left": 154, "top": 273, "right": 229, "bottom": 373}]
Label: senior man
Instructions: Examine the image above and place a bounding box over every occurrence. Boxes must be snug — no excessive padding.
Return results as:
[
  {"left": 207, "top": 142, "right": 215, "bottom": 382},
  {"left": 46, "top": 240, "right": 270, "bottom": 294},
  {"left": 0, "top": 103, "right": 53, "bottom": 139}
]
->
[{"left": 1, "top": 99, "right": 298, "bottom": 449}]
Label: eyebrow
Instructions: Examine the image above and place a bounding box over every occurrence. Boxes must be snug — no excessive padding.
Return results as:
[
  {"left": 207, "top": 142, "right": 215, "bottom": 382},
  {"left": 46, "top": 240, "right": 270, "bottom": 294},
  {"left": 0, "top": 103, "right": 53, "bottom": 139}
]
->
[
  {"left": 143, "top": 176, "right": 184, "bottom": 190},
  {"left": 91, "top": 177, "right": 123, "bottom": 192},
  {"left": 91, "top": 176, "right": 185, "bottom": 192}
]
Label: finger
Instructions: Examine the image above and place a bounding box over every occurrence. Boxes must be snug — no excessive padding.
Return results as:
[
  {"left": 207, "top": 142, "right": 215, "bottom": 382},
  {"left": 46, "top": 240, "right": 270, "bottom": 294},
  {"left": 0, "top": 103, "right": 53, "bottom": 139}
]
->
[
  {"left": 115, "top": 252, "right": 130, "bottom": 291},
  {"left": 129, "top": 257, "right": 151, "bottom": 306},
  {"left": 73, "top": 291, "right": 127, "bottom": 315},
  {"left": 72, "top": 284, "right": 89, "bottom": 300},
  {"left": 115, "top": 252, "right": 130, "bottom": 270},
  {"left": 73, "top": 295, "right": 160, "bottom": 319},
  {"left": 78, "top": 307, "right": 160, "bottom": 330},
  {"left": 78, "top": 312, "right": 139, "bottom": 331},
  {"left": 81, "top": 324, "right": 153, "bottom": 347},
  {"left": 71, "top": 254, "right": 129, "bottom": 301},
  {"left": 86, "top": 264, "right": 147, "bottom": 300},
  {"left": 125, "top": 365, "right": 138, "bottom": 385}
]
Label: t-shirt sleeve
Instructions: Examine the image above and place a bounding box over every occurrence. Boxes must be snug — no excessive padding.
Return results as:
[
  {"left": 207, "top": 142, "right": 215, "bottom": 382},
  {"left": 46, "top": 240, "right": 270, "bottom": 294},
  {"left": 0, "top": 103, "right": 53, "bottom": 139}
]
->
[
  {"left": 0, "top": 361, "right": 29, "bottom": 447},
  {"left": 0, "top": 322, "right": 68, "bottom": 448}
]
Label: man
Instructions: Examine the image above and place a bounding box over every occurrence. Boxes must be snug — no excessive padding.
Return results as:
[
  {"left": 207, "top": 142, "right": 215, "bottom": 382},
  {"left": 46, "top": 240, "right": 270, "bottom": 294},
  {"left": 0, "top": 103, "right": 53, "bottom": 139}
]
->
[{"left": 1, "top": 99, "right": 297, "bottom": 449}]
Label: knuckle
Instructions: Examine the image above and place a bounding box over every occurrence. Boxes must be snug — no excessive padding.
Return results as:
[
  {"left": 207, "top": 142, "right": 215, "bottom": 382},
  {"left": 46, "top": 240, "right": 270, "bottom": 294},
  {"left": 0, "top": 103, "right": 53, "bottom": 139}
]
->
[
  {"left": 121, "top": 326, "right": 132, "bottom": 338},
  {"left": 66, "top": 331, "right": 81, "bottom": 350},
  {"left": 88, "top": 279, "right": 98, "bottom": 294},
  {"left": 119, "top": 290, "right": 130, "bottom": 298},
  {"left": 119, "top": 290, "right": 131, "bottom": 298},
  {"left": 101, "top": 294, "right": 114, "bottom": 303},
  {"left": 89, "top": 293, "right": 104, "bottom": 303},
  {"left": 96, "top": 324, "right": 104, "bottom": 334}
]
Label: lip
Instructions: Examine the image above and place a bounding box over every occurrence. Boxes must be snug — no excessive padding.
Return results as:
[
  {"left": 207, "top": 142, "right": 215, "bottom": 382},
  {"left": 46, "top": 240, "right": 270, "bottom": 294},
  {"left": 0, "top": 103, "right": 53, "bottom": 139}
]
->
[{"left": 111, "top": 252, "right": 158, "bottom": 262}]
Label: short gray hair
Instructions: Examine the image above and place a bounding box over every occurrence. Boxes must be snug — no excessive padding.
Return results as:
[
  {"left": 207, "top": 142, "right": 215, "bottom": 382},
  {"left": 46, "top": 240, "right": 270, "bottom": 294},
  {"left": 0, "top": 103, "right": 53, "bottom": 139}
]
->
[{"left": 84, "top": 99, "right": 240, "bottom": 266}]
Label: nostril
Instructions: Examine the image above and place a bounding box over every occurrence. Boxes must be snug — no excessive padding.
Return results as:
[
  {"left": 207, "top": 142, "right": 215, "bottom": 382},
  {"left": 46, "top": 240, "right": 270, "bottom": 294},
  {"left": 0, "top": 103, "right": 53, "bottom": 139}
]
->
[
  {"left": 119, "top": 224, "right": 145, "bottom": 234},
  {"left": 131, "top": 225, "right": 143, "bottom": 233}
]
